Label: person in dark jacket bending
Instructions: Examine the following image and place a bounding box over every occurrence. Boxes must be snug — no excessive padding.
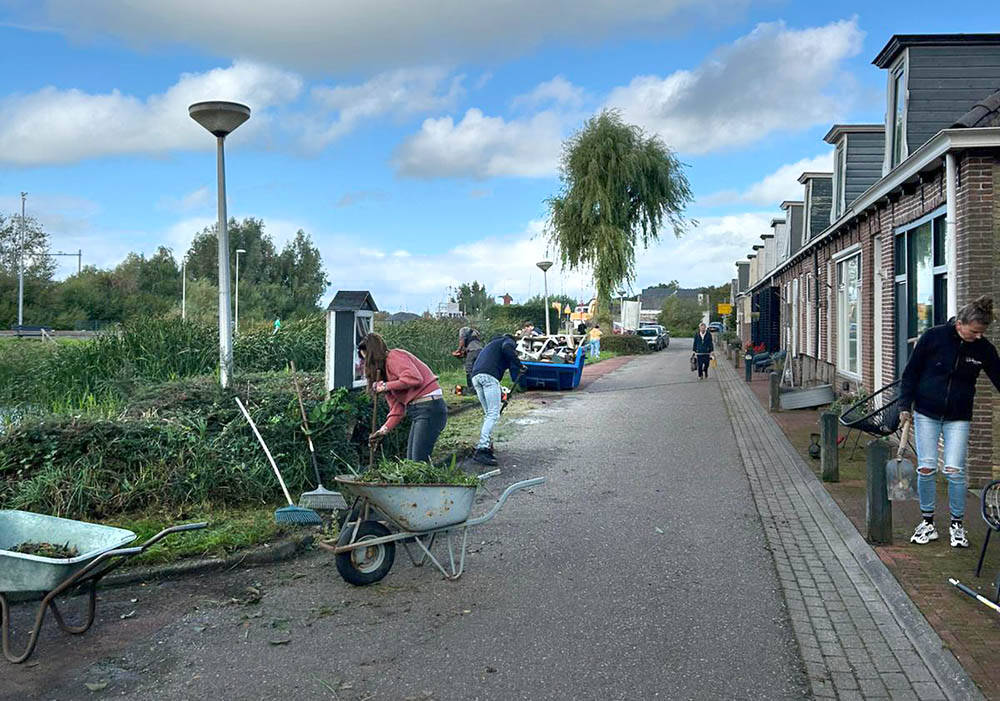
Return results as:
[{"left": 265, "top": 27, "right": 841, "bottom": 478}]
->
[
  {"left": 692, "top": 323, "right": 715, "bottom": 379},
  {"left": 469, "top": 334, "right": 526, "bottom": 466},
  {"left": 899, "top": 296, "right": 1000, "bottom": 548}
]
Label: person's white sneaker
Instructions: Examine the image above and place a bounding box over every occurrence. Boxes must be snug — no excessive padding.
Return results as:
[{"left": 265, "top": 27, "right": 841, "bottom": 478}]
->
[
  {"left": 910, "top": 520, "right": 939, "bottom": 544},
  {"left": 949, "top": 522, "right": 969, "bottom": 548}
]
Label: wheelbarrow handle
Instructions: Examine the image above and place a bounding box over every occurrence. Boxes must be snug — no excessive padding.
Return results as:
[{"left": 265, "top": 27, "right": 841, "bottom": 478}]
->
[{"left": 465, "top": 477, "right": 546, "bottom": 527}]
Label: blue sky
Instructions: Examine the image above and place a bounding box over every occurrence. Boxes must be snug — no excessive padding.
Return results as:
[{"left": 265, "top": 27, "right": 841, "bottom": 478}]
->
[{"left": 1, "top": 1, "right": 997, "bottom": 311}]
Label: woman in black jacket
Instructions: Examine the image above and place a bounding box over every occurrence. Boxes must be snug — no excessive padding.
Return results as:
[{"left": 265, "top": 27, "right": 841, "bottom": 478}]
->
[
  {"left": 899, "top": 296, "right": 1000, "bottom": 548},
  {"left": 692, "top": 323, "right": 714, "bottom": 379}
]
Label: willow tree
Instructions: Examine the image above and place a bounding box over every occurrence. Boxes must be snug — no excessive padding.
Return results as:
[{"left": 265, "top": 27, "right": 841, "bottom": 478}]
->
[{"left": 547, "top": 110, "right": 692, "bottom": 330}]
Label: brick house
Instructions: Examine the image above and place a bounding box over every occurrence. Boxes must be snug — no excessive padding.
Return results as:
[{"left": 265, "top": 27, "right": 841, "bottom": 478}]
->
[{"left": 733, "top": 34, "right": 1000, "bottom": 485}]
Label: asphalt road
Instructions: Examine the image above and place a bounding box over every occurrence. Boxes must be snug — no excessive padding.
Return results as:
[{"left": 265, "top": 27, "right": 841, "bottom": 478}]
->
[{"left": 5, "top": 344, "right": 808, "bottom": 700}]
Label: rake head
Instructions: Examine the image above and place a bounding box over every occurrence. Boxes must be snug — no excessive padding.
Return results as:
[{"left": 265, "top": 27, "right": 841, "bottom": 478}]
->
[
  {"left": 299, "top": 485, "right": 347, "bottom": 511},
  {"left": 275, "top": 504, "right": 323, "bottom": 526}
]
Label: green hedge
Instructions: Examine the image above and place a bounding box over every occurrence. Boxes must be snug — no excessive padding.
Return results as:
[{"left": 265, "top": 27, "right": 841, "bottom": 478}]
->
[
  {"left": 600, "top": 334, "right": 651, "bottom": 355},
  {"left": 0, "top": 372, "right": 411, "bottom": 519}
]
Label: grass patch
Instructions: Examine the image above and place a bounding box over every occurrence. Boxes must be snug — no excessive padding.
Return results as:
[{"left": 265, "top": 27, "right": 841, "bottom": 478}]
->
[
  {"left": 110, "top": 505, "right": 289, "bottom": 566},
  {"left": 584, "top": 350, "right": 623, "bottom": 365}
]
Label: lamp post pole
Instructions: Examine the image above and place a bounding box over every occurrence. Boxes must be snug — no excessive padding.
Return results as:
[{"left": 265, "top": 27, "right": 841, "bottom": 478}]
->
[
  {"left": 235, "top": 248, "right": 246, "bottom": 333},
  {"left": 189, "top": 101, "right": 250, "bottom": 389},
  {"left": 537, "top": 260, "right": 553, "bottom": 336},
  {"left": 17, "top": 192, "right": 26, "bottom": 327},
  {"left": 181, "top": 258, "right": 187, "bottom": 321}
]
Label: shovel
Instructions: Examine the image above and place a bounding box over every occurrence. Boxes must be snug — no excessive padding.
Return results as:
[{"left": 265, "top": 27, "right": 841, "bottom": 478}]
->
[{"left": 886, "top": 417, "right": 918, "bottom": 501}]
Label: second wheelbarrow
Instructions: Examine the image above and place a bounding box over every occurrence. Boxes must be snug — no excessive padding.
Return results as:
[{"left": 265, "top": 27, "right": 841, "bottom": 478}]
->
[
  {"left": 0, "top": 510, "right": 206, "bottom": 663},
  {"left": 323, "top": 474, "right": 545, "bottom": 585}
]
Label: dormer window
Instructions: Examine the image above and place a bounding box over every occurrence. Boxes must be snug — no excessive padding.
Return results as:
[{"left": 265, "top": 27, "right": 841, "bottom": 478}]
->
[{"left": 889, "top": 60, "right": 907, "bottom": 167}]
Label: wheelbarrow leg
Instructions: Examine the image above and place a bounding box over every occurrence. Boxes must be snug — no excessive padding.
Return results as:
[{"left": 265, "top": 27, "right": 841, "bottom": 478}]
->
[{"left": 48, "top": 579, "right": 99, "bottom": 635}]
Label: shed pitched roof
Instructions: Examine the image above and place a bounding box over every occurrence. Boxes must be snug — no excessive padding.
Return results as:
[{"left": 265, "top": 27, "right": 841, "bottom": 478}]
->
[{"left": 327, "top": 290, "right": 378, "bottom": 312}]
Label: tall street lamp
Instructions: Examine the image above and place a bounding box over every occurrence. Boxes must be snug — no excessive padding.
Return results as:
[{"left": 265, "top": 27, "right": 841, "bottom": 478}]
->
[
  {"left": 235, "top": 248, "right": 246, "bottom": 333},
  {"left": 536, "top": 260, "right": 553, "bottom": 336},
  {"left": 188, "top": 100, "right": 250, "bottom": 388}
]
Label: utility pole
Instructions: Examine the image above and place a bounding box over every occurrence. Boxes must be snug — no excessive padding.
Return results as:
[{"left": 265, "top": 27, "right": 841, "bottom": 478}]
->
[{"left": 17, "top": 192, "right": 26, "bottom": 327}]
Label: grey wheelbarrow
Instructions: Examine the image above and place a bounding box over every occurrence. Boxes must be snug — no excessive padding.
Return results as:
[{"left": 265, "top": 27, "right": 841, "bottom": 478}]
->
[
  {"left": 0, "top": 510, "right": 206, "bottom": 663},
  {"left": 322, "top": 474, "right": 545, "bottom": 585}
]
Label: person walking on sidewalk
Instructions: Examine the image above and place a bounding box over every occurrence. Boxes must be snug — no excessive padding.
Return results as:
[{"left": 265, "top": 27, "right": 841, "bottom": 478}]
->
[
  {"left": 470, "top": 334, "right": 526, "bottom": 466},
  {"left": 899, "top": 296, "right": 1000, "bottom": 548},
  {"left": 361, "top": 333, "right": 447, "bottom": 464},
  {"left": 692, "top": 323, "right": 715, "bottom": 379},
  {"left": 587, "top": 324, "right": 603, "bottom": 359}
]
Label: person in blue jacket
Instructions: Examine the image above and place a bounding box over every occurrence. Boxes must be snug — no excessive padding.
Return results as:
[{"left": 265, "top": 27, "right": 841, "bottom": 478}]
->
[
  {"left": 899, "top": 296, "right": 1000, "bottom": 548},
  {"left": 469, "top": 334, "right": 526, "bottom": 466}
]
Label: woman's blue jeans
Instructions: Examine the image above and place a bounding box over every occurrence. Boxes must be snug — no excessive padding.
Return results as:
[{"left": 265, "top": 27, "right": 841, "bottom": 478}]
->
[
  {"left": 588, "top": 339, "right": 600, "bottom": 358},
  {"left": 913, "top": 412, "right": 970, "bottom": 520},
  {"left": 472, "top": 373, "right": 502, "bottom": 450}
]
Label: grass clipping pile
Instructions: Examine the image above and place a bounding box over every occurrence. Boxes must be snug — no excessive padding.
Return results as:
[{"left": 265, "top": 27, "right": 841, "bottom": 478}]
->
[
  {"left": 11, "top": 541, "right": 80, "bottom": 558},
  {"left": 359, "top": 458, "right": 478, "bottom": 487}
]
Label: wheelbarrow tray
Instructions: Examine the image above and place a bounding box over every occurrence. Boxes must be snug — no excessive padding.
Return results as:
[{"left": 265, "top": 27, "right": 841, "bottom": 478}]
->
[
  {"left": 0, "top": 510, "right": 136, "bottom": 595},
  {"left": 334, "top": 477, "right": 476, "bottom": 532}
]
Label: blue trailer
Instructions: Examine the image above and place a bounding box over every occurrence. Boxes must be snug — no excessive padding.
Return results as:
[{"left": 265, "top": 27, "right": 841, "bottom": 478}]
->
[{"left": 512, "top": 346, "right": 586, "bottom": 390}]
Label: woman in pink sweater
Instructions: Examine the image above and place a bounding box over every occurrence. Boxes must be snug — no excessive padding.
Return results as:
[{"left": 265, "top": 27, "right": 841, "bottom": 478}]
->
[{"left": 359, "top": 333, "right": 447, "bottom": 463}]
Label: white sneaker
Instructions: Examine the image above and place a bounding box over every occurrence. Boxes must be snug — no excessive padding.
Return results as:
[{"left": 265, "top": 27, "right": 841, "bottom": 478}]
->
[
  {"left": 910, "top": 521, "right": 939, "bottom": 544},
  {"left": 949, "top": 522, "right": 969, "bottom": 548}
]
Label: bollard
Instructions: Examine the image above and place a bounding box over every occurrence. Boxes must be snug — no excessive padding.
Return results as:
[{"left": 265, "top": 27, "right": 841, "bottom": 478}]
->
[
  {"left": 768, "top": 372, "right": 780, "bottom": 411},
  {"left": 820, "top": 412, "right": 839, "bottom": 482},
  {"left": 744, "top": 353, "right": 753, "bottom": 382},
  {"left": 866, "top": 438, "right": 892, "bottom": 544}
]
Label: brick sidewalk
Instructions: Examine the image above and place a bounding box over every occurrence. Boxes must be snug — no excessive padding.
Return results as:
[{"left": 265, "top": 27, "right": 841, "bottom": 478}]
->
[{"left": 716, "top": 360, "right": 983, "bottom": 700}]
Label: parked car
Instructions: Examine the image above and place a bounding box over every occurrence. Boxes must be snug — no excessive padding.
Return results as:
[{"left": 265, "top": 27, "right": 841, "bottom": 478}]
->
[
  {"left": 708, "top": 322, "right": 724, "bottom": 334},
  {"left": 636, "top": 327, "right": 668, "bottom": 351}
]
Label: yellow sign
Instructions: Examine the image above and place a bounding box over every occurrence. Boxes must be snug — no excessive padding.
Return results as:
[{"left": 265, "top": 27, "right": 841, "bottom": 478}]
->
[{"left": 717, "top": 303, "right": 733, "bottom": 314}]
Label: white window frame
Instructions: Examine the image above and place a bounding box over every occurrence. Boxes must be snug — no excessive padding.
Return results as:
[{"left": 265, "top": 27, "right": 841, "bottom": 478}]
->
[
  {"left": 806, "top": 272, "right": 815, "bottom": 357},
  {"left": 803, "top": 181, "right": 813, "bottom": 242},
  {"left": 833, "top": 140, "right": 847, "bottom": 220},
  {"left": 835, "top": 246, "right": 863, "bottom": 381},
  {"left": 884, "top": 51, "right": 909, "bottom": 174}
]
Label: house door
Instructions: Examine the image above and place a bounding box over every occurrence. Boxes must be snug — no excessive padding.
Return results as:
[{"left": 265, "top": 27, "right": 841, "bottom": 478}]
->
[{"left": 873, "top": 236, "right": 883, "bottom": 391}]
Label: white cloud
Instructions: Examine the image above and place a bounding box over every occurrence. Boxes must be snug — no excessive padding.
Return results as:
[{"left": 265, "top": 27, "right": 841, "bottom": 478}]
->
[
  {"left": 606, "top": 19, "right": 864, "bottom": 154},
  {"left": 699, "top": 152, "right": 833, "bottom": 207},
  {"left": 512, "top": 76, "right": 585, "bottom": 111},
  {"left": 0, "top": 62, "right": 302, "bottom": 165},
  {"left": 633, "top": 212, "right": 777, "bottom": 287},
  {"left": 335, "top": 190, "right": 389, "bottom": 208},
  {"left": 302, "top": 67, "right": 464, "bottom": 149},
  {"left": 31, "top": 0, "right": 747, "bottom": 73},
  {"left": 394, "top": 108, "right": 567, "bottom": 179},
  {"left": 158, "top": 186, "right": 212, "bottom": 213}
]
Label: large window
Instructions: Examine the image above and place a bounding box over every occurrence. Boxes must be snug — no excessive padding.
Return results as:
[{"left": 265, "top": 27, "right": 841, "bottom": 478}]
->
[
  {"left": 894, "top": 211, "right": 947, "bottom": 377},
  {"left": 890, "top": 65, "right": 906, "bottom": 168},
  {"left": 837, "top": 252, "right": 861, "bottom": 377}
]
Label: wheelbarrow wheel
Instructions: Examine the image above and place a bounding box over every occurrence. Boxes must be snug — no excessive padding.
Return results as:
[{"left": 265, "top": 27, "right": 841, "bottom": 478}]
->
[{"left": 335, "top": 520, "right": 395, "bottom": 586}]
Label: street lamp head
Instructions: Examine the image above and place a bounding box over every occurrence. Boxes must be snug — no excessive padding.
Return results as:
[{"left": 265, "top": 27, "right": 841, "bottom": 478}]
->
[
  {"left": 188, "top": 101, "right": 251, "bottom": 137},
  {"left": 536, "top": 260, "right": 553, "bottom": 273},
  {"left": 236, "top": 248, "right": 247, "bottom": 254}
]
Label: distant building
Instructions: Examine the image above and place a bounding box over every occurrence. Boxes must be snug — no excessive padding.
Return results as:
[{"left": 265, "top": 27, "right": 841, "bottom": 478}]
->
[
  {"left": 639, "top": 285, "right": 707, "bottom": 323},
  {"left": 500, "top": 293, "right": 513, "bottom": 306}
]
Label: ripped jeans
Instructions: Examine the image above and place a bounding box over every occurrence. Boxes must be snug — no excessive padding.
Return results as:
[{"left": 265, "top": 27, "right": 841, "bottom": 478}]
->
[{"left": 913, "top": 412, "right": 970, "bottom": 520}]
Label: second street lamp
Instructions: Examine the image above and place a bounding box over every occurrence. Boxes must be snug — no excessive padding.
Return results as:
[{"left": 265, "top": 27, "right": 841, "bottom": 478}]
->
[
  {"left": 536, "top": 260, "right": 553, "bottom": 336},
  {"left": 188, "top": 100, "right": 250, "bottom": 388},
  {"left": 235, "top": 248, "right": 246, "bottom": 333}
]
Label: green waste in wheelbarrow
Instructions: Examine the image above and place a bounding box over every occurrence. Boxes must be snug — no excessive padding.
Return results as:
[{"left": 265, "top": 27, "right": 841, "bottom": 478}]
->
[
  {"left": 0, "top": 510, "right": 136, "bottom": 596},
  {"left": 334, "top": 476, "right": 477, "bottom": 532}
]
